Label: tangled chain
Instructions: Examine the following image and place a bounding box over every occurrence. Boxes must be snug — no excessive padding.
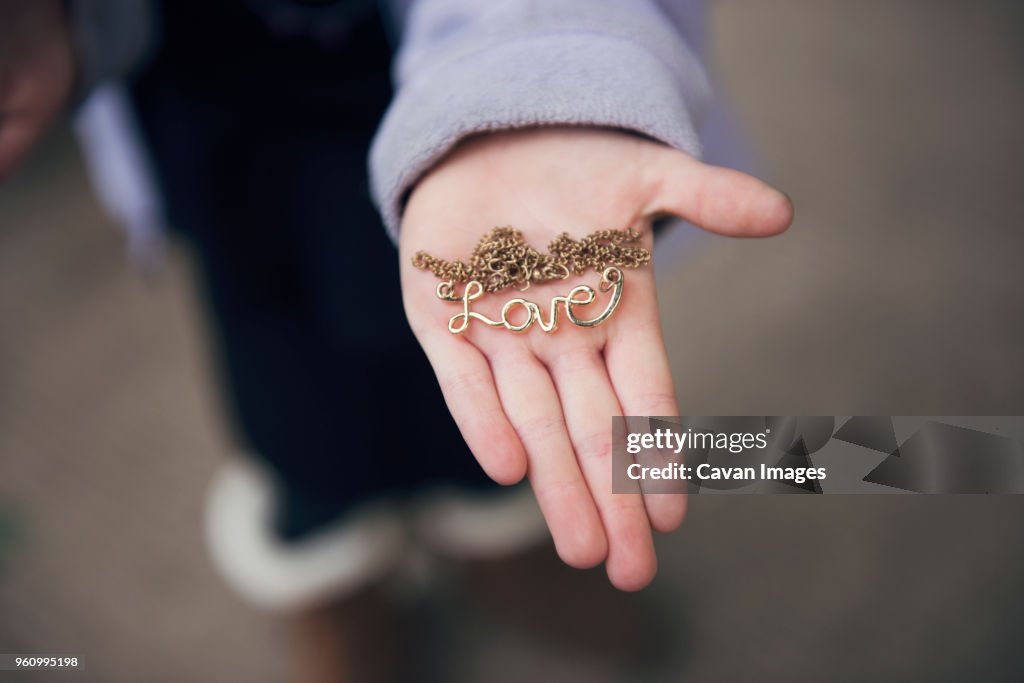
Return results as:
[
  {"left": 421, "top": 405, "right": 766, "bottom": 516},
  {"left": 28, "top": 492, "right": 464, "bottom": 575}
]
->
[{"left": 412, "top": 226, "right": 650, "bottom": 293}]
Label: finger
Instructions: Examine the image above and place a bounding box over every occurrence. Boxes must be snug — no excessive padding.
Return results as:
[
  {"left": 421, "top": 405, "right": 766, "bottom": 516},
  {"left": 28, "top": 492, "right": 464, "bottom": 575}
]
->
[
  {"left": 417, "top": 331, "right": 528, "bottom": 485},
  {"left": 544, "top": 344, "right": 657, "bottom": 591},
  {"left": 0, "top": 116, "right": 44, "bottom": 180},
  {"left": 647, "top": 151, "right": 794, "bottom": 237},
  {"left": 490, "top": 348, "right": 607, "bottom": 569},
  {"left": 605, "top": 286, "right": 687, "bottom": 534},
  {"left": 619, "top": 413, "right": 688, "bottom": 534}
]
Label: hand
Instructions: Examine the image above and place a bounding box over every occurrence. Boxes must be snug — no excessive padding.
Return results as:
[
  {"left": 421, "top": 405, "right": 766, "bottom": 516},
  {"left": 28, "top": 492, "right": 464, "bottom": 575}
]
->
[
  {"left": 0, "top": 0, "right": 74, "bottom": 179},
  {"left": 400, "top": 127, "right": 792, "bottom": 590}
]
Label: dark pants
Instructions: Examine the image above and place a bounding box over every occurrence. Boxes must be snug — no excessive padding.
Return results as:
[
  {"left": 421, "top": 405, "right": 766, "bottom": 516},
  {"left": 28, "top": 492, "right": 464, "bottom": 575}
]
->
[{"left": 129, "top": 1, "right": 499, "bottom": 540}]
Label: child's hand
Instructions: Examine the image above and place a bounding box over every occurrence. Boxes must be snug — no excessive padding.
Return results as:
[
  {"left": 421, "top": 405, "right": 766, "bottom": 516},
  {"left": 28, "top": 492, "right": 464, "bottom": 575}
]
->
[
  {"left": 399, "top": 127, "right": 792, "bottom": 590},
  {"left": 0, "top": 0, "right": 73, "bottom": 179}
]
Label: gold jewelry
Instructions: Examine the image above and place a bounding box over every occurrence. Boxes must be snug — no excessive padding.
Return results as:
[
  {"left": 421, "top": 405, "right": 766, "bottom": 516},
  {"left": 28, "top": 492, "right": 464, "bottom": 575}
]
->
[{"left": 412, "top": 227, "right": 649, "bottom": 334}]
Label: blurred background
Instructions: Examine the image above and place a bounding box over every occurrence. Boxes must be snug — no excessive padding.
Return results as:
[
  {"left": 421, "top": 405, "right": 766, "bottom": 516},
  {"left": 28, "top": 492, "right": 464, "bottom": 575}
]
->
[{"left": 2, "top": 0, "right": 1023, "bottom": 681}]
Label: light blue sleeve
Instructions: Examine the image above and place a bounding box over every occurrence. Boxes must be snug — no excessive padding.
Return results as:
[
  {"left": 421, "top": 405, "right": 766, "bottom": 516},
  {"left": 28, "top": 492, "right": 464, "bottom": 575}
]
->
[{"left": 369, "top": 0, "right": 712, "bottom": 239}]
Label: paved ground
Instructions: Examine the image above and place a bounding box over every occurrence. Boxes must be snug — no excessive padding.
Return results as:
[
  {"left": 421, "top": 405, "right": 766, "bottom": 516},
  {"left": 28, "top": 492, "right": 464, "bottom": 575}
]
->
[{"left": 1, "top": 1, "right": 1023, "bottom": 681}]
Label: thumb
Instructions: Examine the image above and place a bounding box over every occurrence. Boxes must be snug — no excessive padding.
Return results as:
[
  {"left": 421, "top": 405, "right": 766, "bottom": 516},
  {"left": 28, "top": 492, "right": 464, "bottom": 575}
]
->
[
  {"left": 645, "top": 151, "right": 794, "bottom": 237},
  {"left": 0, "top": 114, "right": 48, "bottom": 182}
]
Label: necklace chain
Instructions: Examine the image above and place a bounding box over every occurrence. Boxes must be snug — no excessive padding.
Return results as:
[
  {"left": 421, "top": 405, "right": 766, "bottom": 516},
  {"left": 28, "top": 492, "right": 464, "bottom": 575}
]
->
[{"left": 412, "top": 226, "right": 650, "bottom": 293}]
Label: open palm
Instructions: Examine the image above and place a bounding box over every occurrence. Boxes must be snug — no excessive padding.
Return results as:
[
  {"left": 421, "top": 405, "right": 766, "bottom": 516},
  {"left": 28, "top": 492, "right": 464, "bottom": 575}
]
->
[{"left": 399, "top": 128, "right": 793, "bottom": 590}]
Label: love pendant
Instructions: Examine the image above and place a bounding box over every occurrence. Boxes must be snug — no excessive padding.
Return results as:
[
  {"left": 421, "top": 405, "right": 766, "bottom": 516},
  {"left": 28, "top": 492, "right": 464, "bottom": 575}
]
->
[
  {"left": 413, "top": 226, "right": 649, "bottom": 333},
  {"left": 437, "top": 267, "right": 624, "bottom": 335}
]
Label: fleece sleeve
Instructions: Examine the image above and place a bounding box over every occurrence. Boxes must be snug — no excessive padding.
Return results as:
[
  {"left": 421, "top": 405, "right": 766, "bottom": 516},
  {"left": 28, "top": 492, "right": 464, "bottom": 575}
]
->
[{"left": 369, "top": 0, "right": 712, "bottom": 239}]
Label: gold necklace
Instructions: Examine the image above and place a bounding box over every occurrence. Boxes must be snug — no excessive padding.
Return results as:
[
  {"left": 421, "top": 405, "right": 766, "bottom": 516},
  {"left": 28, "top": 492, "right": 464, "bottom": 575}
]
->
[{"left": 412, "top": 227, "right": 650, "bottom": 334}]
